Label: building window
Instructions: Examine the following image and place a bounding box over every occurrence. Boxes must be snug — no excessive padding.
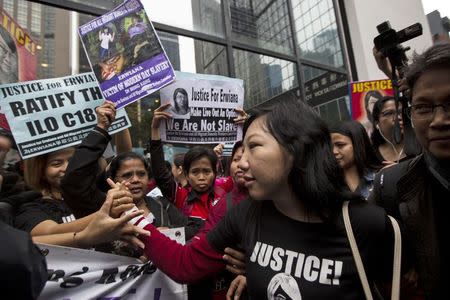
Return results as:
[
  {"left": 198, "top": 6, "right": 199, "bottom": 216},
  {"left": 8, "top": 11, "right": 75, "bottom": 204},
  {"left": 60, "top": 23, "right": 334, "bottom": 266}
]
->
[
  {"left": 292, "top": 0, "right": 344, "bottom": 68},
  {"left": 230, "top": 0, "right": 294, "bottom": 55},
  {"left": 233, "top": 48, "right": 298, "bottom": 108}
]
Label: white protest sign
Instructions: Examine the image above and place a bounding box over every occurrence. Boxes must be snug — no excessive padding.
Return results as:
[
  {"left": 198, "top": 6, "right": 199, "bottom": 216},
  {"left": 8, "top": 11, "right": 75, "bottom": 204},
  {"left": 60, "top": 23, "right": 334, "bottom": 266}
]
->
[
  {"left": 0, "top": 72, "right": 131, "bottom": 159},
  {"left": 38, "top": 227, "right": 187, "bottom": 300},
  {"left": 160, "top": 71, "right": 244, "bottom": 144}
]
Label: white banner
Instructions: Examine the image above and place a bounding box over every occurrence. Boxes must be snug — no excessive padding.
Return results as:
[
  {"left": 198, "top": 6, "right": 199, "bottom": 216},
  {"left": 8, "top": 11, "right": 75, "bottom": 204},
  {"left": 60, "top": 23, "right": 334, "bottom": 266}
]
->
[
  {"left": 0, "top": 72, "right": 131, "bottom": 159},
  {"left": 160, "top": 71, "right": 244, "bottom": 144},
  {"left": 38, "top": 228, "right": 187, "bottom": 300}
]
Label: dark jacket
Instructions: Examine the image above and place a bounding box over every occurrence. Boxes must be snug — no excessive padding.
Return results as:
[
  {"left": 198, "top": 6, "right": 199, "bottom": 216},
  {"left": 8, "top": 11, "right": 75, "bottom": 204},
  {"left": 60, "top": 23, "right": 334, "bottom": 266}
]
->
[
  {"left": 369, "top": 154, "right": 444, "bottom": 298},
  {"left": 0, "top": 221, "right": 47, "bottom": 299}
]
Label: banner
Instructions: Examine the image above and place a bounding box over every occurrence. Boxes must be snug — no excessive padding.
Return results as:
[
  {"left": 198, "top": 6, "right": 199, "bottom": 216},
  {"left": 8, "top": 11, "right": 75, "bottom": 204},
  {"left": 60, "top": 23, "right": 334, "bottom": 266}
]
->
[
  {"left": 78, "top": 0, "right": 175, "bottom": 109},
  {"left": 0, "top": 72, "right": 131, "bottom": 159},
  {"left": 38, "top": 228, "right": 187, "bottom": 300},
  {"left": 0, "top": 8, "right": 38, "bottom": 130},
  {"left": 349, "top": 79, "right": 393, "bottom": 132},
  {"left": 160, "top": 72, "right": 244, "bottom": 144}
]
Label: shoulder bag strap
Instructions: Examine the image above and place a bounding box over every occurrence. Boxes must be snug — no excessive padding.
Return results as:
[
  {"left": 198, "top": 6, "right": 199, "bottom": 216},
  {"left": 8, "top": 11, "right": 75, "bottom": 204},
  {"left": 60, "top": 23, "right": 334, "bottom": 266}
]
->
[
  {"left": 343, "top": 201, "right": 373, "bottom": 300},
  {"left": 343, "top": 201, "right": 402, "bottom": 300},
  {"left": 387, "top": 216, "right": 401, "bottom": 300}
]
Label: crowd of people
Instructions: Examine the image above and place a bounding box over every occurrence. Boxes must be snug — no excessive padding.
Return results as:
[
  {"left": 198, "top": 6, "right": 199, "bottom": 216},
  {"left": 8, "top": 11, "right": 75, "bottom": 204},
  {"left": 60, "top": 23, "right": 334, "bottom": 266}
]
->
[{"left": 0, "top": 38, "right": 449, "bottom": 300}]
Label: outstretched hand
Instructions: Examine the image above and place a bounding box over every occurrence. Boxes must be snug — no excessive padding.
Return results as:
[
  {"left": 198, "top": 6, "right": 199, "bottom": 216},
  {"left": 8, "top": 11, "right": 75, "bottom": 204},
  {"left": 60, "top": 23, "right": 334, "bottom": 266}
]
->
[
  {"left": 151, "top": 103, "right": 172, "bottom": 130},
  {"left": 106, "top": 179, "right": 135, "bottom": 218},
  {"left": 223, "top": 247, "right": 246, "bottom": 275},
  {"left": 227, "top": 275, "right": 247, "bottom": 300},
  {"left": 78, "top": 194, "right": 150, "bottom": 248}
]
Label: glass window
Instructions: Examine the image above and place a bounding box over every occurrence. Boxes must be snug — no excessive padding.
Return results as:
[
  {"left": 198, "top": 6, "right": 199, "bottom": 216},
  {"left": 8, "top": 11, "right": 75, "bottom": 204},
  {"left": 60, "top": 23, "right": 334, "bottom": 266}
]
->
[
  {"left": 230, "top": 0, "right": 294, "bottom": 55},
  {"left": 46, "top": 0, "right": 225, "bottom": 38},
  {"left": 233, "top": 49, "right": 298, "bottom": 108},
  {"left": 292, "top": 0, "right": 345, "bottom": 68}
]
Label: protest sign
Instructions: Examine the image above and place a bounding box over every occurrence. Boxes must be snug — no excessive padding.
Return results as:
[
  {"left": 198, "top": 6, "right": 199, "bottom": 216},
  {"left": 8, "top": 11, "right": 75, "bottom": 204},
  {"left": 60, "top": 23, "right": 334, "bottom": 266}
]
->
[
  {"left": 0, "top": 72, "right": 131, "bottom": 159},
  {"left": 0, "top": 8, "right": 38, "bottom": 130},
  {"left": 38, "top": 228, "right": 187, "bottom": 300},
  {"left": 78, "top": 0, "right": 175, "bottom": 109},
  {"left": 160, "top": 72, "right": 244, "bottom": 144},
  {"left": 349, "top": 79, "right": 394, "bottom": 132}
]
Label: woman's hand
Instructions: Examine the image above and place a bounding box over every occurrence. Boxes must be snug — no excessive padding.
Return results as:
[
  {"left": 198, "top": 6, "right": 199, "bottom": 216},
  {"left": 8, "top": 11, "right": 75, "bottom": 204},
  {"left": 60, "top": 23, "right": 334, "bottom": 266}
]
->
[
  {"left": 76, "top": 195, "right": 150, "bottom": 248},
  {"left": 213, "top": 143, "right": 225, "bottom": 159},
  {"left": 223, "top": 247, "right": 246, "bottom": 275},
  {"left": 151, "top": 103, "right": 172, "bottom": 130},
  {"left": 95, "top": 100, "right": 116, "bottom": 131},
  {"left": 226, "top": 275, "right": 247, "bottom": 300},
  {"left": 108, "top": 185, "right": 135, "bottom": 218},
  {"left": 233, "top": 108, "right": 248, "bottom": 125}
]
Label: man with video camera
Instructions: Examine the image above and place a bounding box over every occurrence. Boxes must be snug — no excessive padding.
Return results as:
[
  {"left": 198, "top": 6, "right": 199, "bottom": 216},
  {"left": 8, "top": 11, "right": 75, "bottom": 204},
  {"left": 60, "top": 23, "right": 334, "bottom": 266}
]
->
[{"left": 370, "top": 23, "right": 450, "bottom": 298}]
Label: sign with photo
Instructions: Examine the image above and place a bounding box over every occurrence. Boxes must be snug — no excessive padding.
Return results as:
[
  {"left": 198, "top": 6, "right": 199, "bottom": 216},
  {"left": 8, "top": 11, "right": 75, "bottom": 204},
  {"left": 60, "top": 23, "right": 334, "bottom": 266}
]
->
[
  {"left": 78, "top": 0, "right": 175, "bottom": 108},
  {"left": 159, "top": 72, "right": 244, "bottom": 144}
]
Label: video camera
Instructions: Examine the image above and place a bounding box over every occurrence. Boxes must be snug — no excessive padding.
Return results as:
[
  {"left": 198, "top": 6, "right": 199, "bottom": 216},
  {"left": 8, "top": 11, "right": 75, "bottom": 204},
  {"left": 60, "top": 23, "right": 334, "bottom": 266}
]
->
[
  {"left": 373, "top": 21, "right": 422, "bottom": 144},
  {"left": 374, "top": 21, "right": 422, "bottom": 70}
]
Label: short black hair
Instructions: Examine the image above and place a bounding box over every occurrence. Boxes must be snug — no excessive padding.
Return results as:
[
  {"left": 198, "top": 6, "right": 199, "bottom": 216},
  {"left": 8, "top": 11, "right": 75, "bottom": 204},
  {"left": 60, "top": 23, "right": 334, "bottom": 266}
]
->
[
  {"left": 183, "top": 147, "right": 217, "bottom": 175},
  {"left": 406, "top": 43, "right": 450, "bottom": 98}
]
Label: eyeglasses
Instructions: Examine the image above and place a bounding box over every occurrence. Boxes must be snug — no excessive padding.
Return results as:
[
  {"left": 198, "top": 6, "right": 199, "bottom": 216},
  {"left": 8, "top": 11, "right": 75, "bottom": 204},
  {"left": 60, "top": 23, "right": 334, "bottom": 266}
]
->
[
  {"left": 380, "top": 109, "right": 403, "bottom": 119},
  {"left": 116, "top": 170, "right": 147, "bottom": 181},
  {"left": 407, "top": 103, "right": 450, "bottom": 120}
]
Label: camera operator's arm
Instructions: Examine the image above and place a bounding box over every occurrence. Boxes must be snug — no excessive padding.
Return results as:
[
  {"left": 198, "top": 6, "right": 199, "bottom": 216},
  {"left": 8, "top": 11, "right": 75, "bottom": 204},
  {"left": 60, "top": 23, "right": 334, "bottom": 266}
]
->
[
  {"left": 373, "top": 46, "right": 393, "bottom": 79},
  {"left": 373, "top": 47, "right": 409, "bottom": 92}
]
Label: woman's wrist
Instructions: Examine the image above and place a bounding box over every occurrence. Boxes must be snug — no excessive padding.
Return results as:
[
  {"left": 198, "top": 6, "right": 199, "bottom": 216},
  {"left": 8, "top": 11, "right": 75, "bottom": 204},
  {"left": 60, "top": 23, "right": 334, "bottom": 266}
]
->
[{"left": 73, "top": 230, "right": 90, "bottom": 248}]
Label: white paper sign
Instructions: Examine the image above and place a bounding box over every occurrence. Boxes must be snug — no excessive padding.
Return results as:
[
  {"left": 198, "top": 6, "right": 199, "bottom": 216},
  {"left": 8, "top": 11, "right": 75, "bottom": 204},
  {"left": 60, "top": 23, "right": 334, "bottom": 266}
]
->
[
  {"left": 160, "top": 71, "right": 244, "bottom": 144},
  {"left": 0, "top": 72, "right": 131, "bottom": 159}
]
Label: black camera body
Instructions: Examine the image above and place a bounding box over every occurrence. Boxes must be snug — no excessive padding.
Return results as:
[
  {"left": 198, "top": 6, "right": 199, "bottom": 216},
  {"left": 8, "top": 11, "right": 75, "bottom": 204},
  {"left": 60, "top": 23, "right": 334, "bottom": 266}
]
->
[{"left": 374, "top": 21, "right": 422, "bottom": 69}]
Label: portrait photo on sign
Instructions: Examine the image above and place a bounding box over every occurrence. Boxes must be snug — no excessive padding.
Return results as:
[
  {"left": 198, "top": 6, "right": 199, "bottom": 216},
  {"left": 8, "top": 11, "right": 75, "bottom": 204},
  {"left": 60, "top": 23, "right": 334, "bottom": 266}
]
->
[{"left": 160, "top": 85, "right": 191, "bottom": 119}]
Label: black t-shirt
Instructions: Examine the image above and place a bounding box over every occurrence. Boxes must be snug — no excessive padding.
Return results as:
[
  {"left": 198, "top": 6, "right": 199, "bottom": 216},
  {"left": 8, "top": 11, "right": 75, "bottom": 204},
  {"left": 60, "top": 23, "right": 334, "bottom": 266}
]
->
[
  {"left": 207, "top": 200, "right": 393, "bottom": 299},
  {"left": 14, "top": 197, "right": 75, "bottom": 233}
]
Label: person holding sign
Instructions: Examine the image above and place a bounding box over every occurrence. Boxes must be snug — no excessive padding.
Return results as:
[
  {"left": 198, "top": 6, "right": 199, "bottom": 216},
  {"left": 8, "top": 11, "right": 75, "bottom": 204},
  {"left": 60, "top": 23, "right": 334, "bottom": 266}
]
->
[
  {"left": 14, "top": 147, "right": 148, "bottom": 249},
  {"left": 114, "top": 94, "right": 397, "bottom": 299},
  {"left": 150, "top": 103, "right": 233, "bottom": 219}
]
